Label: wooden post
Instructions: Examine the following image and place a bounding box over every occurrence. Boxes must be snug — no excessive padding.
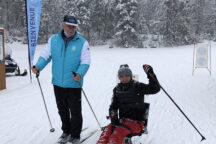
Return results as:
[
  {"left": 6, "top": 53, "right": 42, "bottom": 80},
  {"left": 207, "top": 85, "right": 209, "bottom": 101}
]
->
[{"left": 0, "top": 28, "right": 6, "bottom": 90}]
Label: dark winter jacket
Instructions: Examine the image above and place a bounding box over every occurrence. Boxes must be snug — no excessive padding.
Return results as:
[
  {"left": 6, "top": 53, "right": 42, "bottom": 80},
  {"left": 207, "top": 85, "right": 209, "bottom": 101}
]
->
[{"left": 109, "top": 77, "right": 160, "bottom": 121}]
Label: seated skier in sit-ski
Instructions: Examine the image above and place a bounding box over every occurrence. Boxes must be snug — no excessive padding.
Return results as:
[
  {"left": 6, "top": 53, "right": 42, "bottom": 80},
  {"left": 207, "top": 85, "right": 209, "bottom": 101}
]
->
[{"left": 97, "top": 64, "right": 161, "bottom": 144}]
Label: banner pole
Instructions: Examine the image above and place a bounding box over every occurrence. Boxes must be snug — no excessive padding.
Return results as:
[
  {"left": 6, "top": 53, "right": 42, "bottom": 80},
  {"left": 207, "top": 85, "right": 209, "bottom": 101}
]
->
[{"left": 25, "top": 0, "right": 32, "bottom": 83}]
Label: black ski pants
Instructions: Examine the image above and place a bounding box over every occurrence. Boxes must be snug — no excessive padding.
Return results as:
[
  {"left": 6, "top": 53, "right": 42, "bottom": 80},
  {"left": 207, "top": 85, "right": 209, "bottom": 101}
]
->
[{"left": 54, "top": 85, "right": 82, "bottom": 138}]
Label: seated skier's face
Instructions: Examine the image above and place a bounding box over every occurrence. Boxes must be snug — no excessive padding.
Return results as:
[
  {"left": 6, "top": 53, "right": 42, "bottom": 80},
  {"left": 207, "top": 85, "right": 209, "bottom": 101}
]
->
[{"left": 119, "top": 75, "right": 131, "bottom": 84}]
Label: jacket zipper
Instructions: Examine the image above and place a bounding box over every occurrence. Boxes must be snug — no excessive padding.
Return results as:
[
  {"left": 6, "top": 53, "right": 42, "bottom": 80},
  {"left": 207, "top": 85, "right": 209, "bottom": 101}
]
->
[{"left": 61, "top": 33, "right": 76, "bottom": 86}]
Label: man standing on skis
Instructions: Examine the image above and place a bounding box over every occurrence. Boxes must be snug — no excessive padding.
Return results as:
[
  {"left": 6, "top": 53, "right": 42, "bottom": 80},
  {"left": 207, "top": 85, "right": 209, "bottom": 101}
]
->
[
  {"left": 97, "top": 64, "right": 160, "bottom": 144},
  {"left": 32, "top": 15, "right": 90, "bottom": 144}
]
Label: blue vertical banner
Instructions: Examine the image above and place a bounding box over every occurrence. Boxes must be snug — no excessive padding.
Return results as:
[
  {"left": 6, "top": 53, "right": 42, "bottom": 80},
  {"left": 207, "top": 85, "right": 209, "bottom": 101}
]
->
[{"left": 26, "top": 0, "right": 42, "bottom": 66}]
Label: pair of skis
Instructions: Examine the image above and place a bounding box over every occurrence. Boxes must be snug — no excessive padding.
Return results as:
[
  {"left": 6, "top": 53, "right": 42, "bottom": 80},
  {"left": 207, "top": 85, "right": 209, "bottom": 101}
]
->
[
  {"left": 80, "top": 129, "right": 98, "bottom": 143},
  {"left": 58, "top": 127, "right": 98, "bottom": 144}
]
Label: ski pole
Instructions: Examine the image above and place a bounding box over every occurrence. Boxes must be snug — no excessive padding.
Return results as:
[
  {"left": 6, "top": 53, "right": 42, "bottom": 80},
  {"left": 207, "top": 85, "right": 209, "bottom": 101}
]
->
[
  {"left": 149, "top": 73, "right": 206, "bottom": 141},
  {"left": 33, "top": 66, "right": 55, "bottom": 132},
  {"left": 73, "top": 72, "right": 102, "bottom": 129}
]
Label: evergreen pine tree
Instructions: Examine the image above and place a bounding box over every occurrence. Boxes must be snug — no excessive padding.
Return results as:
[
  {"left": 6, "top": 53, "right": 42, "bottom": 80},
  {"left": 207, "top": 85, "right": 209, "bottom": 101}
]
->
[
  {"left": 114, "top": 0, "right": 139, "bottom": 47},
  {"left": 163, "top": 0, "right": 191, "bottom": 46}
]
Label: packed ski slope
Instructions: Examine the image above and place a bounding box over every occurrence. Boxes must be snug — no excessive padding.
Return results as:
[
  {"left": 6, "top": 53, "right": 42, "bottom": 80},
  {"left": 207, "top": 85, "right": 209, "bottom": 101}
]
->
[{"left": 0, "top": 42, "right": 216, "bottom": 144}]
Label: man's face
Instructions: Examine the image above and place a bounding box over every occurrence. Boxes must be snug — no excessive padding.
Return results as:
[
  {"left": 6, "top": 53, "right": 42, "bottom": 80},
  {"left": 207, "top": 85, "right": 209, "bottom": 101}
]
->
[
  {"left": 119, "top": 75, "right": 131, "bottom": 84},
  {"left": 62, "top": 23, "right": 77, "bottom": 37}
]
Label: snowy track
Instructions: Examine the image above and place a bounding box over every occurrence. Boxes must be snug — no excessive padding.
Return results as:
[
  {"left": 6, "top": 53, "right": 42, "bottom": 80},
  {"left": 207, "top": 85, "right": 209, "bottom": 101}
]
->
[{"left": 0, "top": 42, "right": 216, "bottom": 144}]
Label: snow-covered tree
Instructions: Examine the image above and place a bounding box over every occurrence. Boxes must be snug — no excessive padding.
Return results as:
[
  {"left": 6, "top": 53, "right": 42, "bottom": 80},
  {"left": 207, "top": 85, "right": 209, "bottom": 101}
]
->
[
  {"left": 75, "top": 0, "right": 92, "bottom": 41},
  {"left": 162, "top": 0, "right": 192, "bottom": 46},
  {"left": 114, "top": 0, "right": 139, "bottom": 47},
  {"left": 1, "top": 0, "right": 216, "bottom": 45},
  {"left": 91, "top": 0, "right": 105, "bottom": 41}
]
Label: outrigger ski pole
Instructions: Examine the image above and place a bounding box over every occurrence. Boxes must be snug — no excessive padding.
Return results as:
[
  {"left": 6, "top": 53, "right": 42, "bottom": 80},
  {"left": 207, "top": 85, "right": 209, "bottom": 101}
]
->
[
  {"left": 149, "top": 73, "right": 206, "bottom": 141},
  {"left": 73, "top": 72, "right": 102, "bottom": 130}
]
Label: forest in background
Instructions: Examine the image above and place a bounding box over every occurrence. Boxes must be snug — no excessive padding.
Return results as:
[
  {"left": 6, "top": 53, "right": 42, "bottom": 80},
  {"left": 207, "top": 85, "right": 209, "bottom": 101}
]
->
[{"left": 0, "top": 0, "right": 216, "bottom": 47}]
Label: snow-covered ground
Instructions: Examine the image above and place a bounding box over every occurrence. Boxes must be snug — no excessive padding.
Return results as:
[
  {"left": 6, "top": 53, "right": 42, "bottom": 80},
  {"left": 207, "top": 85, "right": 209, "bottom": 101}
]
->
[{"left": 0, "top": 42, "right": 216, "bottom": 144}]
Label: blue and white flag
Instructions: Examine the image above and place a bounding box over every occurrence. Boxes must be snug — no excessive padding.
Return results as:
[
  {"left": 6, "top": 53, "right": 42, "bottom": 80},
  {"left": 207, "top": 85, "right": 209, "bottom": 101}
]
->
[{"left": 27, "top": 0, "right": 42, "bottom": 66}]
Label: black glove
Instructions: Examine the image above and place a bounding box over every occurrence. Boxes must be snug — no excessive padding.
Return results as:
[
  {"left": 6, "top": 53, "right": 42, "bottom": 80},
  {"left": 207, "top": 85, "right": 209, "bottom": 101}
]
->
[
  {"left": 109, "top": 110, "right": 119, "bottom": 125},
  {"left": 143, "top": 64, "right": 155, "bottom": 78}
]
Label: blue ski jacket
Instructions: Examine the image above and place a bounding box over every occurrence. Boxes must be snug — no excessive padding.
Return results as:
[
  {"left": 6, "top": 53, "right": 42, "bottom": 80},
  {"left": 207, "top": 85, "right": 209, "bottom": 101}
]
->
[{"left": 35, "top": 30, "right": 90, "bottom": 88}]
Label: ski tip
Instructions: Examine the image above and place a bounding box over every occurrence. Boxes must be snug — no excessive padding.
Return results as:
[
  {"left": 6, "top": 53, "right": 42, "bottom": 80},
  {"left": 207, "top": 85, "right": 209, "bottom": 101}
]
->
[
  {"left": 82, "top": 126, "right": 89, "bottom": 131},
  {"left": 91, "top": 129, "right": 99, "bottom": 134},
  {"left": 95, "top": 129, "right": 99, "bottom": 132}
]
